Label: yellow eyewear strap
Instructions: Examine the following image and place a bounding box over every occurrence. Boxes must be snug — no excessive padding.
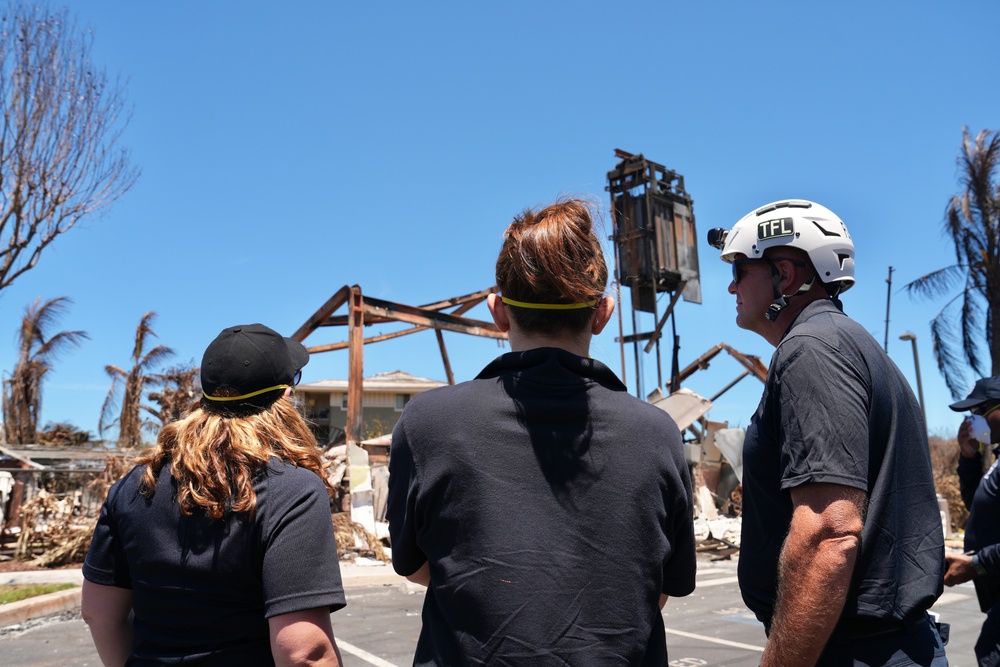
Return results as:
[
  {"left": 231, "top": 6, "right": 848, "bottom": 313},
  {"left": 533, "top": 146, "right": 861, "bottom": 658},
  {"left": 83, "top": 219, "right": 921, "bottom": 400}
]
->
[
  {"left": 500, "top": 296, "right": 597, "bottom": 310},
  {"left": 979, "top": 402, "right": 1000, "bottom": 418},
  {"left": 202, "top": 384, "right": 290, "bottom": 402}
]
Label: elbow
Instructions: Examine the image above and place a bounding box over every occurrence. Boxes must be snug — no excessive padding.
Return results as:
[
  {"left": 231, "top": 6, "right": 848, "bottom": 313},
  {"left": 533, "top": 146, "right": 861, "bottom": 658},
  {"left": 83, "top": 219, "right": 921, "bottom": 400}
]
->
[
  {"left": 827, "top": 532, "right": 861, "bottom": 560},
  {"left": 811, "top": 526, "right": 862, "bottom": 571},
  {"left": 273, "top": 643, "right": 338, "bottom": 667},
  {"left": 405, "top": 571, "right": 430, "bottom": 587},
  {"left": 402, "top": 561, "right": 430, "bottom": 586},
  {"left": 81, "top": 601, "right": 124, "bottom": 630}
]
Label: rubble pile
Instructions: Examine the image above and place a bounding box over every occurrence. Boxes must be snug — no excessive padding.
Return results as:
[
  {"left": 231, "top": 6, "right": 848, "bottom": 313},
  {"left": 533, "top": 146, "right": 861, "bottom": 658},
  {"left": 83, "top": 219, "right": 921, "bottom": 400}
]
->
[{"left": 333, "top": 512, "right": 389, "bottom": 563}]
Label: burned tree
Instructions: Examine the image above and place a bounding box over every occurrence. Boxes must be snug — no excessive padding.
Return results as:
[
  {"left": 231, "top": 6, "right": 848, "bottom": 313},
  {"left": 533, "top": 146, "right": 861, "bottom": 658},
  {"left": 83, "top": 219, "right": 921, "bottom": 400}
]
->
[
  {"left": 0, "top": 4, "right": 138, "bottom": 293},
  {"left": 146, "top": 363, "right": 200, "bottom": 427},
  {"left": 1, "top": 296, "right": 88, "bottom": 444},
  {"left": 100, "top": 312, "right": 173, "bottom": 448},
  {"left": 906, "top": 127, "right": 1000, "bottom": 398}
]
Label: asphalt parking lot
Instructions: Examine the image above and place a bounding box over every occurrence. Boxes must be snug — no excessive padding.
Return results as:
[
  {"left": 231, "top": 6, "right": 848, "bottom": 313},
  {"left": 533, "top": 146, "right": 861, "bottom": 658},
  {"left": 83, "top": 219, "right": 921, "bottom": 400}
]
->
[{"left": 0, "top": 557, "right": 986, "bottom": 666}]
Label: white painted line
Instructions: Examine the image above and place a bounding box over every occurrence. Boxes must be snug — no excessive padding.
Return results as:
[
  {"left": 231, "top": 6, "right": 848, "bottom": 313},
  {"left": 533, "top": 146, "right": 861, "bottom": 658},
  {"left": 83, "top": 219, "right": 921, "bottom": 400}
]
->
[
  {"left": 338, "top": 639, "right": 401, "bottom": 667},
  {"left": 932, "top": 591, "right": 972, "bottom": 607},
  {"left": 664, "top": 627, "right": 765, "bottom": 652},
  {"left": 694, "top": 575, "right": 740, "bottom": 588}
]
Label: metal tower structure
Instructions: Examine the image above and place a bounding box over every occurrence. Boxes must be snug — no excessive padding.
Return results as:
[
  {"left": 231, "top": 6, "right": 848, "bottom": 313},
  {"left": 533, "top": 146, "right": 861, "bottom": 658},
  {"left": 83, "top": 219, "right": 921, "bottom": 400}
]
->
[{"left": 607, "top": 149, "right": 701, "bottom": 397}]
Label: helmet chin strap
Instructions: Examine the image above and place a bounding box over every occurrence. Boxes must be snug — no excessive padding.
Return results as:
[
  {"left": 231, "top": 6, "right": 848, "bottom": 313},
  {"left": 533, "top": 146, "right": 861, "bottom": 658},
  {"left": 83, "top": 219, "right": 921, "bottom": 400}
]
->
[{"left": 765, "top": 263, "right": 815, "bottom": 322}]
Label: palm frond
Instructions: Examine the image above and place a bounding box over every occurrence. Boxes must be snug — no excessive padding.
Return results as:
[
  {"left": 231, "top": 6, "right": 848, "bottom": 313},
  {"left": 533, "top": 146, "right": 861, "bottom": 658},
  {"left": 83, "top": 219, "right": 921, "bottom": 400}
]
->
[
  {"left": 139, "top": 344, "right": 174, "bottom": 371},
  {"left": 916, "top": 127, "right": 1000, "bottom": 388},
  {"left": 929, "top": 304, "right": 969, "bottom": 399},
  {"left": 98, "top": 372, "right": 123, "bottom": 437},
  {"left": 903, "top": 265, "right": 965, "bottom": 299},
  {"left": 132, "top": 311, "right": 159, "bottom": 364},
  {"left": 960, "top": 289, "right": 987, "bottom": 377},
  {"left": 34, "top": 329, "right": 89, "bottom": 360}
]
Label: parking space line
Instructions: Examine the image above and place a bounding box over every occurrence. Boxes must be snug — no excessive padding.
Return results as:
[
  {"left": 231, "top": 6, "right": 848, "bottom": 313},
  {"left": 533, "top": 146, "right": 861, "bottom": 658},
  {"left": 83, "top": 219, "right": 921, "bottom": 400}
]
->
[
  {"left": 338, "top": 639, "right": 401, "bottom": 667},
  {"left": 664, "top": 627, "right": 765, "bottom": 652}
]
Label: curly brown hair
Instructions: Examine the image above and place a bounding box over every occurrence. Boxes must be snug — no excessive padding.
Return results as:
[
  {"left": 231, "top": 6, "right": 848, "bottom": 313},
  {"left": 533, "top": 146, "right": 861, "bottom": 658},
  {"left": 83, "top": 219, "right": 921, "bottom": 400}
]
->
[
  {"left": 495, "top": 198, "right": 608, "bottom": 335},
  {"left": 135, "top": 397, "right": 331, "bottom": 519}
]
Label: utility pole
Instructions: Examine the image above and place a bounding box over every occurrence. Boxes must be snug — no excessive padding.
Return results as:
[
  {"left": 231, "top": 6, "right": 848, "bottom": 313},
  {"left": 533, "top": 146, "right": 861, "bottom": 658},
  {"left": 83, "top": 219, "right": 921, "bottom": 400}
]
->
[{"left": 883, "top": 266, "right": 894, "bottom": 352}]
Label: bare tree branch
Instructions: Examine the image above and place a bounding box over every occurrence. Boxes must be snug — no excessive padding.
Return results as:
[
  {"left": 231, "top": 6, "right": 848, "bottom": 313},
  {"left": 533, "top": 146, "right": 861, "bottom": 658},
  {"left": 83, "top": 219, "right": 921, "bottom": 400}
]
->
[{"left": 0, "top": 4, "right": 138, "bottom": 293}]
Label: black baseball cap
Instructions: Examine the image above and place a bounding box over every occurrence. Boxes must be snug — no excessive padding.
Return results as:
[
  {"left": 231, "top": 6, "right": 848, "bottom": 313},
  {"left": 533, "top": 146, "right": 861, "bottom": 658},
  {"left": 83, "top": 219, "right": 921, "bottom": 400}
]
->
[
  {"left": 949, "top": 375, "right": 1000, "bottom": 412},
  {"left": 201, "top": 323, "right": 309, "bottom": 414}
]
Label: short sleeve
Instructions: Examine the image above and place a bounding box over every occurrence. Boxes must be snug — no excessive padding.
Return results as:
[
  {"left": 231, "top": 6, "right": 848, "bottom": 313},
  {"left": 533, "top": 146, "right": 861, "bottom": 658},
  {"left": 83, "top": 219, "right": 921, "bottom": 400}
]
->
[
  {"left": 662, "top": 459, "right": 697, "bottom": 597},
  {"left": 82, "top": 475, "right": 134, "bottom": 588},
  {"left": 775, "top": 336, "right": 870, "bottom": 492},
  {"left": 386, "top": 417, "right": 427, "bottom": 576},
  {"left": 259, "top": 469, "right": 346, "bottom": 618}
]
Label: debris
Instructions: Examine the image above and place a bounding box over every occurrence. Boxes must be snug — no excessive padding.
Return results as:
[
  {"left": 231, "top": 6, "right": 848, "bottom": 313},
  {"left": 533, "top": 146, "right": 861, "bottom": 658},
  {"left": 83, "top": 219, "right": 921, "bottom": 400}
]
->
[{"left": 333, "top": 512, "right": 389, "bottom": 563}]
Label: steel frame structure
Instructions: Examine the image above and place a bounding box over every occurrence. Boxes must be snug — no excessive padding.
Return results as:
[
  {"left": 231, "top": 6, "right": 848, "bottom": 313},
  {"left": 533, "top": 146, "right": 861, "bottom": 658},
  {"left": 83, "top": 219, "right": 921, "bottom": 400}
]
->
[{"left": 292, "top": 285, "right": 504, "bottom": 444}]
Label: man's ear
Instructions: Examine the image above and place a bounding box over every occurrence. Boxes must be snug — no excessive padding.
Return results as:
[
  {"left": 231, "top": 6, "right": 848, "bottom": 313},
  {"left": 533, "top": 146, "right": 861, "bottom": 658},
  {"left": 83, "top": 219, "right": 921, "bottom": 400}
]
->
[
  {"left": 487, "top": 293, "right": 511, "bottom": 333},
  {"left": 777, "top": 259, "right": 803, "bottom": 293},
  {"left": 591, "top": 296, "right": 615, "bottom": 335}
]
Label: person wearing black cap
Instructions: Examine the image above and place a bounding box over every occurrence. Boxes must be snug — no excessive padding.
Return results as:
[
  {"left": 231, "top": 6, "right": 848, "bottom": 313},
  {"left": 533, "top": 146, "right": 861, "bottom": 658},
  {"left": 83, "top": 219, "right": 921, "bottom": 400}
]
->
[
  {"left": 944, "top": 376, "right": 1000, "bottom": 666},
  {"left": 81, "top": 324, "right": 346, "bottom": 666}
]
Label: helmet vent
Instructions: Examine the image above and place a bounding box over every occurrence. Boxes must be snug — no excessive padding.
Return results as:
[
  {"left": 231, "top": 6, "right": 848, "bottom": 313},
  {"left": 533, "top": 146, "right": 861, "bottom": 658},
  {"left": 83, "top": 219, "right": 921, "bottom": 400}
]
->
[
  {"left": 811, "top": 220, "right": 841, "bottom": 238},
  {"left": 754, "top": 200, "right": 812, "bottom": 216}
]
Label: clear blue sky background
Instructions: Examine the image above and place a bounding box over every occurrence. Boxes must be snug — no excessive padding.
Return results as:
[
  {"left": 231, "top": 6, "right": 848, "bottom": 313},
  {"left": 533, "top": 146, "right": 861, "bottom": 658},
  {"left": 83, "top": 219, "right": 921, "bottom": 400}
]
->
[{"left": 1, "top": 1, "right": 996, "bottom": 441}]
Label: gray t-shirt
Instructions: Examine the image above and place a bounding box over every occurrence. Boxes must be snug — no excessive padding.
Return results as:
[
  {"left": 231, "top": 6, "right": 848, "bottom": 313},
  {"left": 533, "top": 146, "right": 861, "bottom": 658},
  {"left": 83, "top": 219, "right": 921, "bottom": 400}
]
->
[{"left": 738, "top": 299, "right": 944, "bottom": 622}]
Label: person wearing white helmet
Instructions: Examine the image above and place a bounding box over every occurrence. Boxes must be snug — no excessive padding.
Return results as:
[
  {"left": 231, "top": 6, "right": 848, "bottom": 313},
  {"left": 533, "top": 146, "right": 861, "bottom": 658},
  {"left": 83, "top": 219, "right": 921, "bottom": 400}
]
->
[{"left": 709, "top": 200, "right": 947, "bottom": 666}]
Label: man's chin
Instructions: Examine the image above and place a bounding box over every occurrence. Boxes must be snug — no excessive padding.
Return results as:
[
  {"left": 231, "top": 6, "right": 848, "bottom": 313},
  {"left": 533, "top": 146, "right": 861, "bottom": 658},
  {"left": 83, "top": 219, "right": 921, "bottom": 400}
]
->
[{"left": 734, "top": 312, "right": 760, "bottom": 334}]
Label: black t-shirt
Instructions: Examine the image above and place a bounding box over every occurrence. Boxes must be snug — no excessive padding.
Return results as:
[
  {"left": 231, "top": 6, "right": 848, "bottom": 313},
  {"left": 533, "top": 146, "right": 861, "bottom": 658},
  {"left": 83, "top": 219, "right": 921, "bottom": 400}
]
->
[
  {"left": 738, "top": 299, "right": 944, "bottom": 623},
  {"left": 387, "top": 347, "right": 696, "bottom": 666},
  {"left": 84, "top": 459, "right": 346, "bottom": 666},
  {"left": 959, "top": 453, "right": 1000, "bottom": 612}
]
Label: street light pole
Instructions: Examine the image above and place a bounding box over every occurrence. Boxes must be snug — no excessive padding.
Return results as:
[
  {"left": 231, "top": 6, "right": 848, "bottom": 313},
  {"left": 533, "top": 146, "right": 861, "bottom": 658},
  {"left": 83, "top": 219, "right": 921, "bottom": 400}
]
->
[{"left": 899, "top": 332, "right": 925, "bottom": 426}]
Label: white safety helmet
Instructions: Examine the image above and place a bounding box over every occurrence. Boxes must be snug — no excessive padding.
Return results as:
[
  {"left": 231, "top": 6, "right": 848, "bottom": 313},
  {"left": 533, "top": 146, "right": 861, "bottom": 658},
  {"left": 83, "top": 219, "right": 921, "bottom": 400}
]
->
[{"left": 708, "top": 199, "right": 856, "bottom": 295}]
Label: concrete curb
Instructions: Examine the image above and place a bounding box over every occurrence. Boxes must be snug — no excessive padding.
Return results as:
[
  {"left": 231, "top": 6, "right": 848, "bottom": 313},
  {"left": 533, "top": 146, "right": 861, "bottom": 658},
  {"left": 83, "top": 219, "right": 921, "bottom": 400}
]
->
[
  {"left": 0, "top": 587, "right": 81, "bottom": 628},
  {"left": 340, "top": 563, "right": 407, "bottom": 588}
]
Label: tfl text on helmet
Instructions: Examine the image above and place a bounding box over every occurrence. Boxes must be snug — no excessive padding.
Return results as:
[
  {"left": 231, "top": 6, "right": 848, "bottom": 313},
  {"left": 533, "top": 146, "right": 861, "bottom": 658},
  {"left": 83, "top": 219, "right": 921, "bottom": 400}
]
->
[{"left": 757, "top": 217, "right": 794, "bottom": 241}]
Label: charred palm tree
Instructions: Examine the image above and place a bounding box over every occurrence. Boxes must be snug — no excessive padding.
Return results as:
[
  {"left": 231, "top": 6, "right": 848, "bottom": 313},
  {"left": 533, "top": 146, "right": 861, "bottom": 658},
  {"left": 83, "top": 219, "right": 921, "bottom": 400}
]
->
[
  {"left": 1, "top": 297, "right": 88, "bottom": 444},
  {"left": 37, "top": 421, "right": 94, "bottom": 446},
  {"left": 906, "top": 127, "right": 1000, "bottom": 398},
  {"left": 99, "top": 312, "right": 173, "bottom": 448},
  {"left": 145, "top": 363, "right": 200, "bottom": 426}
]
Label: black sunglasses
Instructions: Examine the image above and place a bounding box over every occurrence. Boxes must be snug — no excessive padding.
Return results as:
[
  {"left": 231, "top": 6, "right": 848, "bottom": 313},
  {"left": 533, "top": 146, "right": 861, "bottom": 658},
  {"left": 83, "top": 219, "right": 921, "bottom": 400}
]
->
[
  {"left": 731, "top": 256, "right": 806, "bottom": 284},
  {"left": 292, "top": 369, "right": 302, "bottom": 387},
  {"left": 971, "top": 402, "right": 1000, "bottom": 418}
]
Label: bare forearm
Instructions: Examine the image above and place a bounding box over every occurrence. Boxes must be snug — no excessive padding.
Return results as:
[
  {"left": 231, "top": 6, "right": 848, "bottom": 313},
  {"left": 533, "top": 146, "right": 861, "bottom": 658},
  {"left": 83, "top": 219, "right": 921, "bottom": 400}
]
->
[
  {"left": 87, "top": 620, "right": 133, "bottom": 667},
  {"left": 81, "top": 581, "right": 133, "bottom": 667},
  {"left": 763, "top": 533, "right": 858, "bottom": 666},
  {"left": 269, "top": 608, "right": 341, "bottom": 667},
  {"left": 763, "top": 483, "right": 865, "bottom": 667}
]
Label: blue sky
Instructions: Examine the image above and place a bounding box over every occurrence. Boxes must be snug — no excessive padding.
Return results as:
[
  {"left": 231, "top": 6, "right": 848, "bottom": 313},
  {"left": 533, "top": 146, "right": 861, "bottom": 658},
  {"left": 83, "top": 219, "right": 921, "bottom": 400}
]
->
[{"left": 0, "top": 1, "right": 996, "bottom": 441}]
